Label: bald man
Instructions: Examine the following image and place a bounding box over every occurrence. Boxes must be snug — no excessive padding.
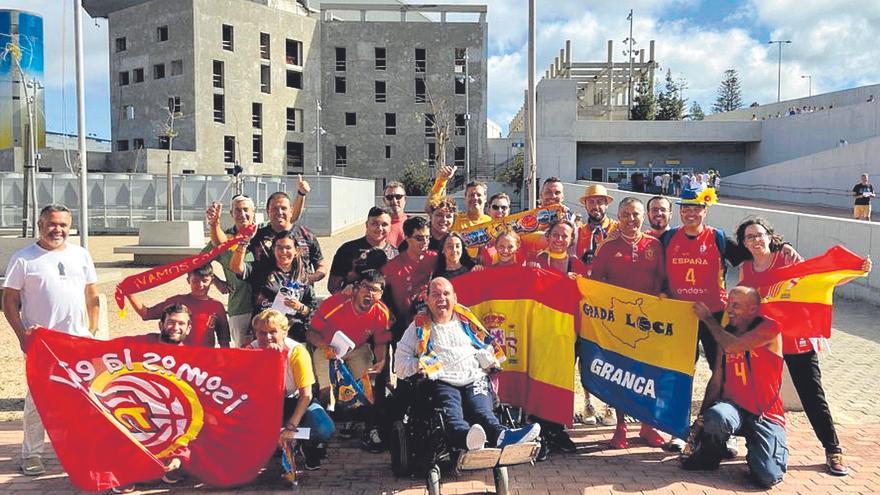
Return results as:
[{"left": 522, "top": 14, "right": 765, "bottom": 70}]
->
[{"left": 685, "top": 287, "right": 788, "bottom": 488}]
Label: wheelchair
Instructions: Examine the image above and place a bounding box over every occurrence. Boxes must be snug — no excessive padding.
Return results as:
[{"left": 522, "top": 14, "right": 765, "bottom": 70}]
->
[{"left": 388, "top": 376, "right": 539, "bottom": 495}]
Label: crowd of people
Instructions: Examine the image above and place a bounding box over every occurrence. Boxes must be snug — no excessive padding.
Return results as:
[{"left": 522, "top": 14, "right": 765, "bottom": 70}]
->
[{"left": 3, "top": 165, "right": 871, "bottom": 490}]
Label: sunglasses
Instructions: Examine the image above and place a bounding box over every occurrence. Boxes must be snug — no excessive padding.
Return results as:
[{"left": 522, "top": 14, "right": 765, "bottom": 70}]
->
[
  {"left": 384, "top": 194, "right": 405, "bottom": 201},
  {"left": 490, "top": 204, "right": 510, "bottom": 211}
]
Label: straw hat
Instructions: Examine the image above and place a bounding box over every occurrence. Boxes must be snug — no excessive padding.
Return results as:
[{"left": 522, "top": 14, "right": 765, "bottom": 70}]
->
[{"left": 578, "top": 184, "right": 614, "bottom": 205}]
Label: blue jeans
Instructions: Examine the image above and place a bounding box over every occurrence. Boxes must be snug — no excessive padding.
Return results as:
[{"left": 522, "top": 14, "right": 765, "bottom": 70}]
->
[
  {"left": 702, "top": 401, "right": 788, "bottom": 488},
  {"left": 283, "top": 397, "right": 335, "bottom": 442},
  {"left": 427, "top": 377, "right": 505, "bottom": 449}
]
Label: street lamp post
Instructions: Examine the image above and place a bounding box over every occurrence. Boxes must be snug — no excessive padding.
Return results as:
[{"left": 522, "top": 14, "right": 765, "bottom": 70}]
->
[
  {"left": 801, "top": 74, "right": 812, "bottom": 97},
  {"left": 313, "top": 99, "right": 325, "bottom": 175},
  {"left": 625, "top": 9, "right": 635, "bottom": 119},
  {"left": 75, "top": 0, "right": 89, "bottom": 248},
  {"left": 464, "top": 47, "right": 471, "bottom": 184},
  {"left": 768, "top": 40, "right": 791, "bottom": 102}
]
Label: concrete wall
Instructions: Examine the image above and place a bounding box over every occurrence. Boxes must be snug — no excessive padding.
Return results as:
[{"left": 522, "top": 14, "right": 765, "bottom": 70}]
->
[
  {"left": 707, "top": 83, "right": 880, "bottom": 122},
  {"left": 319, "top": 18, "right": 487, "bottom": 181},
  {"left": 744, "top": 101, "right": 880, "bottom": 170},
  {"left": 566, "top": 181, "right": 880, "bottom": 305},
  {"left": 724, "top": 135, "right": 880, "bottom": 210}
]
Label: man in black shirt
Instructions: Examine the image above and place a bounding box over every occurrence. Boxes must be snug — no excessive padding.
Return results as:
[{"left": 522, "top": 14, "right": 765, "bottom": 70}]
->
[
  {"left": 852, "top": 173, "right": 875, "bottom": 221},
  {"left": 328, "top": 206, "right": 398, "bottom": 293}
]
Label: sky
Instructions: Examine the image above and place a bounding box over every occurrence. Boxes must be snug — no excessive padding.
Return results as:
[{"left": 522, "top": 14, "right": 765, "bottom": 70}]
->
[{"left": 3, "top": 0, "right": 880, "bottom": 139}]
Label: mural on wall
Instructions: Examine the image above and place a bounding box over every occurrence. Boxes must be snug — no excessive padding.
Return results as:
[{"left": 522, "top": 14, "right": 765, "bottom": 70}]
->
[{"left": 0, "top": 10, "right": 45, "bottom": 151}]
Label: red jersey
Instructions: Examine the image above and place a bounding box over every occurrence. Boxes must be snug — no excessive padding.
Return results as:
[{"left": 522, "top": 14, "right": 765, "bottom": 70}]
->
[
  {"left": 575, "top": 217, "right": 618, "bottom": 265},
  {"left": 740, "top": 252, "right": 814, "bottom": 355},
  {"left": 381, "top": 250, "right": 437, "bottom": 319},
  {"left": 387, "top": 214, "right": 408, "bottom": 248},
  {"left": 721, "top": 317, "right": 785, "bottom": 426},
  {"left": 143, "top": 293, "right": 230, "bottom": 348},
  {"left": 311, "top": 292, "right": 392, "bottom": 347},
  {"left": 535, "top": 251, "right": 589, "bottom": 276},
  {"left": 665, "top": 227, "right": 727, "bottom": 312},
  {"left": 591, "top": 235, "right": 665, "bottom": 295}
]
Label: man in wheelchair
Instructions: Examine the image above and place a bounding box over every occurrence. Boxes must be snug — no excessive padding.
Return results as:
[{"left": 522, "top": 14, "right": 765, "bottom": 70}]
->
[{"left": 394, "top": 277, "right": 541, "bottom": 451}]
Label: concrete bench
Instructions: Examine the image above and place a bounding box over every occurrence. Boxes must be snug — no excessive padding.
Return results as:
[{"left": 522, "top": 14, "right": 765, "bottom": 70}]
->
[{"left": 113, "top": 221, "right": 207, "bottom": 265}]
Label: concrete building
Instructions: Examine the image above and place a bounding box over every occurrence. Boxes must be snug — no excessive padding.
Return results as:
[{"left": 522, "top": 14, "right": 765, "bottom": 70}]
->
[{"left": 83, "top": 0, "right": 487, "bottom": 190}]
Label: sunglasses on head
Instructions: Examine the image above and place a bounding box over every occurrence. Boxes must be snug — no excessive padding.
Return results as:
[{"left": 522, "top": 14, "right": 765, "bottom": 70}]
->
[{"left": 385, "top": 194, "right": 405, "bottom": 200}]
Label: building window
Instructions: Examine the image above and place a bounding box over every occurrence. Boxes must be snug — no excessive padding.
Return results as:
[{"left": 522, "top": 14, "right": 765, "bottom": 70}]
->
[
  {"left": 385, "top": 113, "right": 396, "bottom": 135},
  {"left": 426, "top": 142, "right": 436, "bottom": 165},
  {"left": 286, "top": 107, "right": 303, "bottom": 132},
  {"left": 252, "top": 103, "right": 262, "bottom": 129},
  {"left": 253, "top": 134, "right": 263, "bottom": 163},
  {"left": 260, "top": 65, "right": 271, "bottom": 93},
  {"left": 116, "top": 139, "right": 129, "bottom": 151},
  {"left": 454, "top": 48, "right": 466, "bottom": 70},
  {"left": 415, "top": 48, "right": 426, "bottom": 73},
  {"left": 118, "top": 71, "right": 130, "bottom": 86},
  {"left": 375, "top": 47, "right": 386, "bottom": 70},
  {"left": 375, "top": 81, "right": 386, "bottom": 102},
  {"left": 286, "top": 142, "right": 304, "bottom": 173},
  {"left": 424, "top": 113, "right": 435, "bottom": 138},
  {"left": 335, "top": 146, "right": 347, "bottom": 166},
  {"left": 223, "top": 135, "right": 235, "bottom": 163},
  {"left": 158, "top": 135, "right": 170, "bottom": 149},
  {"left": 213, "top": 94, "right": 225, "bottom": 123},
  {"left": 455, "top": 113, "right": 466, "bottom": 135},
  {"left": 286, "top": 39, "right": 302, "bottom": 65},
  {"left": 167, "top": 96, "right": 181, "bottom": 114},
  {"left": 335, "top": 76, "right": 346, "bottom": 94},
  {"left": 115, "top": 37, "right": 126, "bottom": 52},
  {"left": 133, "top": 138, "right": 144, "bottom": 149},
  {"left": 156, "top": 25, "right": 168, "bottom": 42},
  {"left": 133, "top": 68, "right": 144, "bottom": 83},
  {"left": 454, "top": 146, "right": 465, "bottom": 168},
  {"left": 213, "top": 60, "right": 224, "bottom": 88},
  {"left": 334, "top": 47, "right": 346, "bottom": 72},
  {"left": 170, "top": 59, "right": 183, "bottom": 76},
  {"left": 153, "top": 63, "right": 165, "bottom": 79},
  {"left": 385, "top": 145, "right": 392, "bottom": 159},
  {"left": 345, "top": 112, "right": 356, "bottom": 126},
  {"left": 260, "top": 32, "right": 270, "bottom": 60},
  {"left": 123, "top": 105, "right": 135, "bottom": 120},
  {"left": 454, "top": 75, "right": 465, "bottom": 95},
  {"left": 222, "top": 24, "right": 234, "bottom": 51},
  {"left": 287, "top": 70, "right": 302, "bottom": 89},
  {"left": 415, "top": 77, "right": 426, "bottom": 103}
]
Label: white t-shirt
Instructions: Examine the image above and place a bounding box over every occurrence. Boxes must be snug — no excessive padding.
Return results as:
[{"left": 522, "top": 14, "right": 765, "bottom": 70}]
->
[{"left": 3, "top": 242, "right": 98, "bottom": 337}]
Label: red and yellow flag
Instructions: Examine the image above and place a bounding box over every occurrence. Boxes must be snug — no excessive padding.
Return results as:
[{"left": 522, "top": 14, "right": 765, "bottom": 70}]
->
[
  {"left": 738, "top": 245, "right": 868, "bottom": 340},
  {"left": 453, "top": 266, "right": 580, "bottom": 426}
]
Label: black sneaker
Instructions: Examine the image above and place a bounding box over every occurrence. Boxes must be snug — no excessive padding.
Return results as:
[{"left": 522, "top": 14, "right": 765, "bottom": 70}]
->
[
  {"left": 548, "top": 429, "right": 577, "bottom": 453},
  {"left": 362, "top": 428, "right": 385, "bottom": 453},
  {"left": 536, "top": 437, "right": 550, "bottom": 462}
]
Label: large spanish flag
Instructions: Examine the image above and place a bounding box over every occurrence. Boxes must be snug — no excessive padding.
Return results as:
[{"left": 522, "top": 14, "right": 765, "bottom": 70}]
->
[
  {"left": 739, "top": 245, "right": 869, "bottom": 340},
  {"left": 576, "top": 278, "right": 700, "bottom": 439},
  {"left": 453, "top": 266, "right": 580, "bottom": 427}
]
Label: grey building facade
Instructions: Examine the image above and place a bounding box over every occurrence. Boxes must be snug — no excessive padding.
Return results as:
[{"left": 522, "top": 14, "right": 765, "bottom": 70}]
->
[{"left": 84, "top": 0, "right": 487, "bottom": 187}]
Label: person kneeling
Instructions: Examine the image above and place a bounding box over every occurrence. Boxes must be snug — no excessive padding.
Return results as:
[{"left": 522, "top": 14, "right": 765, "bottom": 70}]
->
[
  {"left": 394, "top": 277, "right": 540, "bottom": 450},
  {"left": 683, "top": 287, "right": 788, "bottom": 488},
  {"left": 250, "top": 309, "right": 334, "bottom": 471}
]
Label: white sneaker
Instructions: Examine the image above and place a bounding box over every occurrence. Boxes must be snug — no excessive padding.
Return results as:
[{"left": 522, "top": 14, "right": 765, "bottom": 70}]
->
[
  {"left": 582, "top": 403, "right": 598, "bottom": 425},
  {"left": 466, "top": 424, "right": 487, "bottom": 450},
  {"left": 598, "top": 406, "right": 616, "bottom": 426}
]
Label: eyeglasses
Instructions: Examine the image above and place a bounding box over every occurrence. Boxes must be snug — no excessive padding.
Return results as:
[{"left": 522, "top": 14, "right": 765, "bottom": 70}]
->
[
  {"left": 410, "top": 235, "right": 430, "bottom": 242},
  {"left": 744, "top": 233, "right": 768, "bottom": 242},
  {"left": 357, "top": 283, "right": 384, "bottom": 294},
  {"left": 384, "top": 194, "right": 405, "bottom": 201},
  {"left": 491, "top": 204, "right": 510, "bottom": 211}
]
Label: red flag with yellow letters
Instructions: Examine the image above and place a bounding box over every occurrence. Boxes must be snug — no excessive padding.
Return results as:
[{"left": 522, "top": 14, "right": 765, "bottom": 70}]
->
[{"left": 26, "top": 329, "right": 284, "bottom": 491}]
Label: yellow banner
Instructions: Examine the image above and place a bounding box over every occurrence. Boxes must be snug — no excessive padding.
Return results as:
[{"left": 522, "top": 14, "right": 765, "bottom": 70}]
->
[{"left": 576, "top": 278, "right": 699, "bottom": 376}]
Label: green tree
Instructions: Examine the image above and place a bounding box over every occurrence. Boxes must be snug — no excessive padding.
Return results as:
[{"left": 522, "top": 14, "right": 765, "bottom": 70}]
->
[
  {"left": 656, "top": 69, "right": 686, "bottom": 120},
  {"left": 400, "top": 161, "right": 434, "bottom": 196},
  {"left": 689, "top": 101, "right": 705, "bottom": 121},
  {"left": 497, "top": 153, "right": 524, "bottom": 193},
  {"left": 712, "top": 69, "right": 743, "bottom": 113},
  {"left": 630, "top": 72, "right": 656, "bottom": 120}
]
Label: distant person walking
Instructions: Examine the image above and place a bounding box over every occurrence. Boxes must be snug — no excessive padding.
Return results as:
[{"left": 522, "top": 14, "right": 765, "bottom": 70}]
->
[
  {"left": 3, "top": 204, "right": 100, "bottom": 476},
  {"left": 852, "top": 173, "right": 875, "bottom": 221}
]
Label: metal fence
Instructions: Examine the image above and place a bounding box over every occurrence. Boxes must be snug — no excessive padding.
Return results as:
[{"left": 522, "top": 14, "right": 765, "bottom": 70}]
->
[{"left": 0, "top": 172, "right": 372, "bottom": 235}]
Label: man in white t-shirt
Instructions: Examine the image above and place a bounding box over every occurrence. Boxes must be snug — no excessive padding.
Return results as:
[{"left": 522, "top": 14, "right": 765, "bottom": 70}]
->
[{"left": 2, "top": 204, "right": 99, "bottom": 476}]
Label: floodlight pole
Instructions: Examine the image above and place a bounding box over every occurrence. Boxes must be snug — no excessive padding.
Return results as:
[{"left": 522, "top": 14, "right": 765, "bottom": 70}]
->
[
  {"left": 75, "top": 0, "right": 89, "bottom": 248},
  {"left": 769, "top": 40, "right": 791, "bottom": 102}
]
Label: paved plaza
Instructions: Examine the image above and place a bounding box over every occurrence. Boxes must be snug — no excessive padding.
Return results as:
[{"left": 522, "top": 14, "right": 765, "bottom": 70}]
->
[{"left": 1, "top": 224, "right": 879, "bottom": 494}]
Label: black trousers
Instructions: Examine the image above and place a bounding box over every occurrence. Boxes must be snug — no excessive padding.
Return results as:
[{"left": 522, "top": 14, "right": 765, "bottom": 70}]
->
[{"left": 784, "top": 350, "right": 840, "bottom": 454}]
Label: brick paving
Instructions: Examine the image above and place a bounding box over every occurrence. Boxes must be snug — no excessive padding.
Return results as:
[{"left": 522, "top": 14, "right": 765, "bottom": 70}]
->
[{"left": 1, "top": 228, "right": 879, "bottom": 494}]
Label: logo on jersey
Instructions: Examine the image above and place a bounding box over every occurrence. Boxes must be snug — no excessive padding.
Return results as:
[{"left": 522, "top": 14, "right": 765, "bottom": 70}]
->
[{"left": 91, "top": 364, "right": 204, "bottom": 458}]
